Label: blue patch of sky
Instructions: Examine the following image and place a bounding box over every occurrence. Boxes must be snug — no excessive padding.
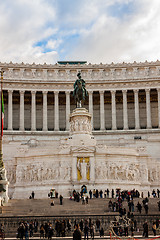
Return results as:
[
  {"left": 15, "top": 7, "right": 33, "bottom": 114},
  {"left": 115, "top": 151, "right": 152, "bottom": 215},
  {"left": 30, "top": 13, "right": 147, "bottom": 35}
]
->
[
  {"left": 57, "top": 33, "right": 80, "bottom": 61},
  {"left": 108, "top": 1, "right": 136, "bottom": 19}
]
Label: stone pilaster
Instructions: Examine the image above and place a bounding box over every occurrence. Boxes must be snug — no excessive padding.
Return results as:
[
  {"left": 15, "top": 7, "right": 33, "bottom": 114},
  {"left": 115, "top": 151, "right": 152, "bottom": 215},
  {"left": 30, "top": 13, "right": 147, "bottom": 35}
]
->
[
  {"left": 134, "top": 89, "right": 140, "bottom": 129},
  {"left": 65, "top": 91, "right": 70, "bottom": 131},
  {"left": 90, "top": 156, "right": 95, "bottom": 183},
  {"left": 111, "top": 90, "right": 116, "bottom": 130},
  {"left": 88, "top": 91, "right": 93, "bottom": 129},
  {"left": 145, "top": 89, "right": 152, "bottom": 129},
  {"left": 54, "top": 91, "right": 59, "bottom": 131},
  {"left": 157, "top": 88, "right": 160, "bottom": 128},
  {"left": 72, "top": 156, "right": 77, "bottom": 182},
  {"left": 31, "top": 91, "right": 36, "bottom": 131},
  {"left": 19, "top": 90, "right": 25, "bottom": 131},
  {"left": 8, "top": 90, "right": 13, "bottom": 130},
  {"left": 100, "top": 91, "right": 105, "bottom": 130},
  {"left": 122, "top": 90, "right": 128, "bottom": 130},
  {"left": 43, "top": 91, "right": 48, "bottom": 131}
]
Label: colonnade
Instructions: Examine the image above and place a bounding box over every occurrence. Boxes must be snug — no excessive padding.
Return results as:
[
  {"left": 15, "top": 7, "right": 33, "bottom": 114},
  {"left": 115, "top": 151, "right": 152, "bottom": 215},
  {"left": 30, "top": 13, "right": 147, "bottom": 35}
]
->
[{"left": 5, "top": 88, "right": 160, "bottom": 131}]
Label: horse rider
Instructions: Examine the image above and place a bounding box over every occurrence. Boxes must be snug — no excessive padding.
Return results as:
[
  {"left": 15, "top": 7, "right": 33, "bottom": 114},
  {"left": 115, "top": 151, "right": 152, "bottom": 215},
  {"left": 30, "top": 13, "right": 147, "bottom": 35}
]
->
[{"left": 73, "top": 72, "right": 88, "bottom": 99}]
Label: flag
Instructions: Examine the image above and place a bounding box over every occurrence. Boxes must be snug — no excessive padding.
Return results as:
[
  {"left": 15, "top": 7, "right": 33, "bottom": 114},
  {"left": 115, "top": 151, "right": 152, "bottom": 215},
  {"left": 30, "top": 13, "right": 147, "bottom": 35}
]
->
[{"left": 1, "top": 92, "right": 4, "bottom": 137}]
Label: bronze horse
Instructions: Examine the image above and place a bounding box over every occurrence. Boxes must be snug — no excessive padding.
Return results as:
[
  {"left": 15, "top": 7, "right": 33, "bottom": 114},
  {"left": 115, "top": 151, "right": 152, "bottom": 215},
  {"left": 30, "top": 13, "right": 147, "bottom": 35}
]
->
[{"left": 73, "top": 72, "right": 87, "bottom": 108}]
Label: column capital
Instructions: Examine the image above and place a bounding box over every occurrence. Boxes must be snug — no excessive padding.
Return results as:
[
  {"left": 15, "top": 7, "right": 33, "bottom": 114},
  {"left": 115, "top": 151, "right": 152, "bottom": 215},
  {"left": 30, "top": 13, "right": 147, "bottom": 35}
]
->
[
  {"left": 31, "top": 90, "right": 36, "bottom": 95},
  {"left": 88, "top": 90, "right": 93, "bottom": 95},
  {"left": 133, "top": 89, "right": 139, "bottom": 93},
  {"left": 19, "top": 90, "right": 25, "bottom": 94},
  {"left": 54, "top": 91, "right": 59, "bottom": 95},
  {"left": 43, "top": 90, "right": 48, "bottom": 94},
  {"left": 111, "top": 90, "right": 116, "bottom": 94},
  {"left": 122, "top": 89, "right": 127, "bottom": 94},
  {"left": 145, "top": 89, "right": 150, "bottom": 93},
  {"left": 8, "top": 90, "right": 13, "bottom": 94},
  {"left": 99, "top": 90, "right": 104, "bottom": 95},
  {"left": 65, "top": 90, "right": 70, "bottom": 95},
  {"left": 157, "top": 88, "right": 160, "bottom": 93}
]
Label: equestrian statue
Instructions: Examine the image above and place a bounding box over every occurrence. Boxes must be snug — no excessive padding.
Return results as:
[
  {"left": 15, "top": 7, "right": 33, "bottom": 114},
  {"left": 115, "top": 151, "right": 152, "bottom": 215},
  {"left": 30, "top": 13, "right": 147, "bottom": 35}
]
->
[{"left": 73, "top": 72, "right": 88, "bottom": 108}]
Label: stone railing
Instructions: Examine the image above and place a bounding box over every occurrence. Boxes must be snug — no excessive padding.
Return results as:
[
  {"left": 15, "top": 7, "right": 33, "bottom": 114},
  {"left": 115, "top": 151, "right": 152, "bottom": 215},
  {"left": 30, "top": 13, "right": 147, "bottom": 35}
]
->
[{"left": 0, "top": 61, "right": 160, "bottom": 82}]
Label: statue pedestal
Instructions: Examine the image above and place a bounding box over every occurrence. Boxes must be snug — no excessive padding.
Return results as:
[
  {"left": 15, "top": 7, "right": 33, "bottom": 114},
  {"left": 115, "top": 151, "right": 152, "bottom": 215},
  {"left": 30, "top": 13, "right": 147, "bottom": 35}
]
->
[
  {"left": 69, "top": 108, "right": 96, "bottom": 190},
  {"left": 0, "top": 168, "right": 9, "bottom": 205}
]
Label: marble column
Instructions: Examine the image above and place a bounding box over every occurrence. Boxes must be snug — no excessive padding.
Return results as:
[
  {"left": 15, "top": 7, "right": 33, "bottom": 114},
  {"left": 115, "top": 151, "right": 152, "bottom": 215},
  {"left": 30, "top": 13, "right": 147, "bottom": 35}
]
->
[
  {"left": 72, "top": 156, "right": 77, "bottom": 182},
  {"left": 88, "top": 91, "right": 93, "bottom": 129},
  {"left": 145, "top": 89, "right": 152, "bottom": 129},
  {"left": 122, "top": 90, "right": 128, "bottom": 130},
  {"left": 111, "top": 90, "right": 117, "bottom": 130},
  {"left": 90, "top": 156, "right": 95, "bottom": 183},
  {"left": 157, "top": 88, "right": 160, "bottom": 128},
  {"left": 134, "top": 89, "right": 140, "bottom": 129},
  {"left": 8, "top": 90, "right": 13, "bottom": 130},
  {"left": 31, "top": 91, "right": 36, "bottom": 131},
  {"left": 65, "top": 91, "right": 70, "bottom": 131},
  {"left": 54, "top": 91, "right": 59, "bottom": 131},
  {"left": 43, "top": 91, "right": 48, "bottom": 131},
  {"left": 19, "top": 90, "right": 25, "bottom": 131},
  {"left": 100, "top": 91, "right": 105, "bottom": 130}
]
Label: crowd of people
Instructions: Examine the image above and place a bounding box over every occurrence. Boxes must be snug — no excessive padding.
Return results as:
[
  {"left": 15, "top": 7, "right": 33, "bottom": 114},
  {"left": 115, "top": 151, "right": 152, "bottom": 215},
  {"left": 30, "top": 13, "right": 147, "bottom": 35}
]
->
[
  {"left": 16, "top": 216, "right": 160, "bottom": 240},
  {"left": 9, "top": 187, "right": 160, "bottom": 239}
]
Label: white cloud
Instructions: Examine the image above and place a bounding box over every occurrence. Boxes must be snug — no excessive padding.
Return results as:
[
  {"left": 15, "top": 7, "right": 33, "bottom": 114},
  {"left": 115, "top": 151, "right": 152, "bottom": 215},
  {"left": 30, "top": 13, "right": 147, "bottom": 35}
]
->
[
  {"left": 66, "top": 0, "right": 160, "bottom": 63},
  {"left": 0, "top": 0, "right": 58, "bottom": 64},
  {"left": 0, "top": 0, "right": 160, "bottom": 64}
]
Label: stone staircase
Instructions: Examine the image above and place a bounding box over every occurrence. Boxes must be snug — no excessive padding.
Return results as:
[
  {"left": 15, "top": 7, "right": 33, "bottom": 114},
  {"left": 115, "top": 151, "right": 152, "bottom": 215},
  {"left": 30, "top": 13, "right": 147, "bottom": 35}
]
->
[
  {"left": 2, "top": 197, "right": 160, "bottom": 216},
  {"left": 0, "top": 197, "right": 159, "bottom": 238}
]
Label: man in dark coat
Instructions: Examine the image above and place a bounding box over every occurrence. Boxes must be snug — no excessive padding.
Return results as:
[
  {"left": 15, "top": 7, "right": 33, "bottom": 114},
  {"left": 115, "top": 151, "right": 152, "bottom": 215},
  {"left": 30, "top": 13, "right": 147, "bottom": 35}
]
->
[{"left": 73, "top": 224, "right": 82, "bottom": 240}]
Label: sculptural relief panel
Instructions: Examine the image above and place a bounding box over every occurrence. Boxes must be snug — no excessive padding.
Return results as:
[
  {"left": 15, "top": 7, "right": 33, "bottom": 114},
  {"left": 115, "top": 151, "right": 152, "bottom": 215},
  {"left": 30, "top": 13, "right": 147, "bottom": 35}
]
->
[
  {"left": 70, "top": 118, "right": 92, "bottom": 133},
  {"left": 16, "top": 160, "right": 71, "bottom": 184},
  {"left": 95, "top": 161, "right": 141, "bottom": 182}
]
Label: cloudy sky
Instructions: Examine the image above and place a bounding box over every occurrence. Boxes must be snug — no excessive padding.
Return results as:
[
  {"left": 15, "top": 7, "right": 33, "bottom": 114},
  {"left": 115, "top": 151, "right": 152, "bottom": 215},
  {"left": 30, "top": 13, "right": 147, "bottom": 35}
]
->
[{"left": 0, "top": 0, "right": 160, "bottom": 64}]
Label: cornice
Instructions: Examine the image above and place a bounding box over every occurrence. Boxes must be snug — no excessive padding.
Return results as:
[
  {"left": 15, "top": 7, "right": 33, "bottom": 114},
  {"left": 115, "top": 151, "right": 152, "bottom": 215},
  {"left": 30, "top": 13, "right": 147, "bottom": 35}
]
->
[{"left": 1, "top": 59, "right": 160, "bottom": 69}]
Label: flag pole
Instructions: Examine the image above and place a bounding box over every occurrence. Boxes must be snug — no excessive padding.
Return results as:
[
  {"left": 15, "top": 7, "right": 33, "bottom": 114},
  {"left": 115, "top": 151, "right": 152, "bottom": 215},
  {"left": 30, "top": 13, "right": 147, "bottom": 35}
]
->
[{"left": 0, "top": 71, "right": 4, "bottom": 169}]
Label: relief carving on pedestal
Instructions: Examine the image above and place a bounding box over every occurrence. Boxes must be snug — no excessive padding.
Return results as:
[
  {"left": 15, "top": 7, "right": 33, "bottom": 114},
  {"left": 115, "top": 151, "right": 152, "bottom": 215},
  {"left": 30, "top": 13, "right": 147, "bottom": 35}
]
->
[
  {"left": 70, "top": 119, "right": 92, "bottom": 133},
  {"left": 16, "top": 161, "right": 71, "bottom": 183},
  {"left": 95, "top": 162, "right": 140, "bottom": 181}
]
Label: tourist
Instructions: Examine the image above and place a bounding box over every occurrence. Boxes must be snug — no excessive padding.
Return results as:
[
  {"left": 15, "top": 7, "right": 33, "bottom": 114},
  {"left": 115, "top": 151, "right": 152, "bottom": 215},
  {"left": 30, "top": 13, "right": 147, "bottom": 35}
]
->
[
  {"left": 99, "top": 190, "right": 103, "bottom": 198},
  {"left": 17, "top": 223, "right": 25, "bottom": 240},
  {"left": 90, "top": 223, "right": 95, "bottom": 239},
  {"left": 89, "top": 190, "right": 92, "bottom": 199},
  {"left": 107, "top": 189, "right": 110, "bottom": 198},
  {"left": 143, "top": 221, "right": 148, "bottom": 238},
  {"left": 157, "top": 189, "right": 160, "bottom": 198},
  {"left": 40, "top": 224, "right": 45, "bottom": 239},
  {"left": 60, "top": 195, "right": 63, "bottom": 205},
  {"left": 152, "top": 222, "right": 157, "bottom": 236},
  {"left": 29, "top": 221, "right": 34, "bottom": 237},
  {"left": 96, "top": 219, "right": 101, "bottom": 232},
  {"left": 73, "top": 224, "right": 82, "bottom": 240},
  {"left": 79, "top": 219, "right": 83, "bottom": 232},
  {"left": 136, "top": 202, "right": 142, "bottom": 214},
  {"left": 86, "top": 196, "right": 89, "bottom": 204},
  {"left": 112, "top": 189, "right": 114, "bottom": 198},
  {"left": 31, "top": 191, "right": 35, "bottom": 199},
  {"left": 51, "top": 200, "right": 54, "bottom": 206},
  {"left": 158, "top": 201, "right": 160, "bottom": 211},
  {"left": 144, "top": 202, "right": 148, "bottom": 214},
  {"left": 84, "top": 221, "right": 89, "bottom": 240},
  {"left": 34, "top": 219, "right": 38, "bottom": 233},
  {"left": 24, "top": 222, "right": 29, "bottom": 240},
  {"left": 99, "top": 227, "right": 104, "bottom": 237},
  {"left": 48, "top": 223, "right": 53, "bottom": 240}
]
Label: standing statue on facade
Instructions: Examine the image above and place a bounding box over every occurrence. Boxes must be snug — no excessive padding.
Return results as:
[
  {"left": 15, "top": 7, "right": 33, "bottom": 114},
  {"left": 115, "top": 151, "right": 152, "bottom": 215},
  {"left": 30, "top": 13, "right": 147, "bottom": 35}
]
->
[{"left": 73, "top": 72, "right": 88, "bottom": 108}]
